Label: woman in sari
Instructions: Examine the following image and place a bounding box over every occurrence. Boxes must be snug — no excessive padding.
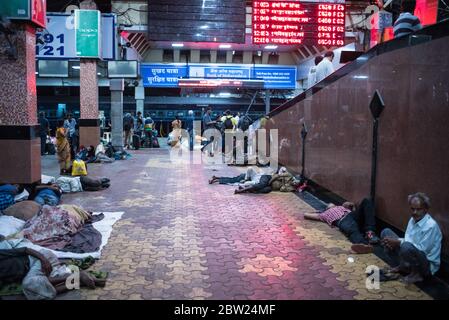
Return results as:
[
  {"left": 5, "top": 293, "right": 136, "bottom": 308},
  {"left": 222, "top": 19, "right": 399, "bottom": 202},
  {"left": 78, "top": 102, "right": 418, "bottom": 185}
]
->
[{"left": 56, "top": 120, "right": 71, "bottom": 175}]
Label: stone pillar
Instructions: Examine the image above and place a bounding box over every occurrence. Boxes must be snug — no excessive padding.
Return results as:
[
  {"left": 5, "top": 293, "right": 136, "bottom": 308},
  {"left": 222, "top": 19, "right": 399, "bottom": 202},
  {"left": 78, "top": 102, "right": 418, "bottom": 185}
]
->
[
  {"left": 210, "top": 50, "right": 217, "bottom": 63},
  {"left": 135, "top": 85, "right": 145, "bottom": 115},
  {"left": 110, "top": 79, "right": 124, "bottom": 151},
  {"left": 226, "top": 51, "right": 233, "bottom": 63},
  {"left": 265, "top": 90, "right": 271, "bottom": 115},
  {"left": 79, "top": 0, "right": 100, "bottom": 147},
  {"left": 0, "top": 23, "right": 40, "bottom": 184}
]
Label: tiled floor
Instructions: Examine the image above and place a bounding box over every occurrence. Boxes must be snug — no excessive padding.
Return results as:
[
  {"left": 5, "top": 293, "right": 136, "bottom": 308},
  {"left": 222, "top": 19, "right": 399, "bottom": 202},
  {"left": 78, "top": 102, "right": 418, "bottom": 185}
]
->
[{"left": 42, "top": 148, "right": 432, "bottom": 300}]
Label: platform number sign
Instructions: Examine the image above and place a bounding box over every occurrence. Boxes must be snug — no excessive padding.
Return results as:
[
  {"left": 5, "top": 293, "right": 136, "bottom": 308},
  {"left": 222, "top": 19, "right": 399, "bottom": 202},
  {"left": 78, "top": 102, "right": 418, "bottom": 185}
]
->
[
  {"left": 37, "top": 32, "right": 65, "bottom": 56},
  {"left": 36, "top": 14, "right": 115, "bottom": 60}
]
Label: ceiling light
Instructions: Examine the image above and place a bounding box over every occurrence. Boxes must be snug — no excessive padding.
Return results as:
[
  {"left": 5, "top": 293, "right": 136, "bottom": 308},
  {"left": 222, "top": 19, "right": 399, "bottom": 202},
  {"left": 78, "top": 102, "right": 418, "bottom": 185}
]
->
[
  {"left": 219, "top": 44, "right": 231, "bottom": 49},
  {"left": 172, "top": 43, "right": 184, "bottom": 48},
  {"left": 72, "top": 66, "right": 80, "bottom": 70},
  {"left": 218, "top": 92, "right": 231, "bottom": 97},
  {"left": 264, "top": 45, "right": 278, "bottom": 50},
  {"left": 35, "top": 72, "right": 38, "bottom": 74},
  {"left": 200, "top": 25, "right": 209, "bottom": 29}
]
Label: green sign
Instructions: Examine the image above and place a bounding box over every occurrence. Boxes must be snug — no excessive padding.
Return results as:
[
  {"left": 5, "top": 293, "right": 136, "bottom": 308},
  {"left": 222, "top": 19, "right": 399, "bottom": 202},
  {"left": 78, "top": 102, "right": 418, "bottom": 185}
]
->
[
  {"left": 0, "top": 0, "right": 46, "bottom": 28},
  {"left": 75, "top": 10, "right": 101, "bottom": 58},
  {"left": 1, "top": 0, "right": 30, "bottom": 19}
]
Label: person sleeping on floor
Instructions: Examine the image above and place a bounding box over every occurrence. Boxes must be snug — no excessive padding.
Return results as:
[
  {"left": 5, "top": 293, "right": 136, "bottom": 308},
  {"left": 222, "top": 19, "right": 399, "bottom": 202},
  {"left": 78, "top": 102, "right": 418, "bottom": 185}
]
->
[
  {"left": 208, "top": 166, "right": 301, "bottom": 194},
  {"left": 304, "top": 198, "right": 381, "bottom": 254}
]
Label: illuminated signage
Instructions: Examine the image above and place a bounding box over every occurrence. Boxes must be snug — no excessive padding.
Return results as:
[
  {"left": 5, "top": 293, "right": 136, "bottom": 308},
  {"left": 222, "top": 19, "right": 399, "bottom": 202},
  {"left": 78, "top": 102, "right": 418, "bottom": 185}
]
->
[
  {"left": 142, "top": 64, "right": 297, "bottom": 89},
  {"left": 178, "top": 79, "right": 265, "bottom": 89},
  {"left": 252, "top": 1, "right": 346, "bottom": 46},
  {"left": 75, "top": 10, "right": 101, "bottom": 58}
]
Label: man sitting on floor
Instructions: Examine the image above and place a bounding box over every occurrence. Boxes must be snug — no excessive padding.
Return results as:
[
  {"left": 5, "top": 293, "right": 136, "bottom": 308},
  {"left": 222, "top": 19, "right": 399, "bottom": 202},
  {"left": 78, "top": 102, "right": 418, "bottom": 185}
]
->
[
  {"left": 380, "top": 192, "right": 442, "bottom": 284},
  {"left": 304, "top": 198, "right": 380, "bottom": 253}
]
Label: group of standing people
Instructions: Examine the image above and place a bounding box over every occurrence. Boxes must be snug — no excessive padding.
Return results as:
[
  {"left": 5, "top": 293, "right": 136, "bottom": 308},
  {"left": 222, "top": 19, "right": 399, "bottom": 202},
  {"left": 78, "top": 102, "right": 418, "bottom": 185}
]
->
[{"left": 123, "top": 111, "right": 157, "bottom": 149}]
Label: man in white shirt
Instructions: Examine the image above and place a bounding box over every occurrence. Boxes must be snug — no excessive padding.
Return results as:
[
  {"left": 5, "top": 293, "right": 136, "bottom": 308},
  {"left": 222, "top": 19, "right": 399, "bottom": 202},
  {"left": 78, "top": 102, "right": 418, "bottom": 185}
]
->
[
  {"left": 307, "top": 55, "right": 324, "bottom": 89},
  {"left": 315, "top": 51, "right": 335, "bottom": 84},
  {"left": 381, "top": 192, "right": 442, "bottom": 283}
]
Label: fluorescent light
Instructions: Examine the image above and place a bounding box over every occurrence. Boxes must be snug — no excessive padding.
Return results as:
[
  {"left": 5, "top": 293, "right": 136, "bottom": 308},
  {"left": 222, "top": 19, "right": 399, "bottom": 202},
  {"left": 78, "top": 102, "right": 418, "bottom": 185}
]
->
[
  {"left": 200, "top": 25, "right": 209, "bottom": 29},
  {"left": 172, "top": 43, "right": 184, "bottom": 48},
  {"left": 72, "top": 66, "right": 80, "bottom": 70},
  {"left": 264, "top": 45, "right": 278, "bottom": 50},
  {"left": 218, "top": 92, "right": 231, "bottom": 97},
  {"left": 219, "top": 44, "right": 231, "bottom": 49},
  {"left": 353, "top": 75, "right": 368, "bottom": 79}
]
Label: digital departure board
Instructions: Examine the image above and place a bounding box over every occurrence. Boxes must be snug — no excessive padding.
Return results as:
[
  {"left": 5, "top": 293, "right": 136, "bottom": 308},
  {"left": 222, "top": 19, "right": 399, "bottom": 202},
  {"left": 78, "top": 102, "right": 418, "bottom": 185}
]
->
[{"left": 252, "top": 1, "right": 346, "bottom": 46}]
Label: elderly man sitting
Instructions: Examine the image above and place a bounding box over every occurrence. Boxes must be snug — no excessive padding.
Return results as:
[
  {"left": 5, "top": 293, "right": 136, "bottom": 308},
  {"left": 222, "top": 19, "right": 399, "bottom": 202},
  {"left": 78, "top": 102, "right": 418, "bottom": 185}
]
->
[{"left": 380, "top": 192, "right": 442, "bottom": 284}]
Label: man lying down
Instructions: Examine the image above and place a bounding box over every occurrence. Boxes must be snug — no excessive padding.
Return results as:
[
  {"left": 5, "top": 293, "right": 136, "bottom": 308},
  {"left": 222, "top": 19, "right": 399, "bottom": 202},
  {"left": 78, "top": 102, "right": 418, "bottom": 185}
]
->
[
  {"left": 0, "top": 236, "right": 105, "bottom": 299},
  {"left": 209, "top": 166, "right": 301, "bottom": 194}
]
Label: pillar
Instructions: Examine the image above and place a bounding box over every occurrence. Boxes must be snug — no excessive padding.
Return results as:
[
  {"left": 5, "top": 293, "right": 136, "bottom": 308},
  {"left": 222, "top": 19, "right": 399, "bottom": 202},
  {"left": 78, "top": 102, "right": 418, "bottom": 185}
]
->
[
  {"left": 265, "top": 90, "right": 271, "bottom": 115},
  {"left": 0, "top": 23, "right": 40, "bottom": 184},
  {"left": 79, "top": 0, "right": 100, "bottom": 147},
  {"left": 135, "top": 85, "right": 145, "bottom": 115},
  {"left": 110, "top": 79, "right": 124, "bottom": 151}
]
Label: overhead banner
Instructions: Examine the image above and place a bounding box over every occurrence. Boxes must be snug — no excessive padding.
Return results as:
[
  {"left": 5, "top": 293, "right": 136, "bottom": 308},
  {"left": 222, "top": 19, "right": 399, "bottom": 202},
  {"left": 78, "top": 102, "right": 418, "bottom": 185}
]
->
[
  {"left": 36, "top": 13, "right": 116, "bottom": 60},
  {"left": 142, "top": 64, "right": 297, "bottom": 89},
  {"left": 75, "top": 9, "right": 101, "bottom": 58}
]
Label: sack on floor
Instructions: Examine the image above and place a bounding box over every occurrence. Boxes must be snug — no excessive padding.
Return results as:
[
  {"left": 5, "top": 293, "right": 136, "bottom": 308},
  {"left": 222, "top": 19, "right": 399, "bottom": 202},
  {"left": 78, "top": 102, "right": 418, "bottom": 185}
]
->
[
  {"left": 3, "top": 201, "right": 41, "bottom": 221},
  {"left": 72, "top": 160, "right": 88, "bottom": 176}
]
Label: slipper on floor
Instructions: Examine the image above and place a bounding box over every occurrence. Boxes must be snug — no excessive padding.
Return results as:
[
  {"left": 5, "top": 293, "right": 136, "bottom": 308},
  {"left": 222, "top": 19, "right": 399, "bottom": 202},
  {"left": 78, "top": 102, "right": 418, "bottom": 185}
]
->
[{"left": 351, "top": 243, "right": 374, "bottom": 254}]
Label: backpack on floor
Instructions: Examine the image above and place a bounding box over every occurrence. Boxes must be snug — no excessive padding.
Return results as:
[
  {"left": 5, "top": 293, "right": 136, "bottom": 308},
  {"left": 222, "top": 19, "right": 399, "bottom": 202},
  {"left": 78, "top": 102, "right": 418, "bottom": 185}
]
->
[
  {"left": 152, "top": 137, "right": 160, "bottom": 148},
  {"left": 224, "top": 117, "right": 233, "bottom": 130},
  {"left": 132, "top": 134, "right": 140, "bottom": 150},
  {"left": 46, "top": 143, "right": 56, "bottom": 155}
]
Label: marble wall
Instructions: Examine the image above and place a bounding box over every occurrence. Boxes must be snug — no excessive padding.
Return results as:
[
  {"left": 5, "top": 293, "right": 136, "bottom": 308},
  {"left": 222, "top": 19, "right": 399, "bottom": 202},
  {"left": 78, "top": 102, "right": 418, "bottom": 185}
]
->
[{"left": 268, "top": 37, "right": 449, "bottom": 259}]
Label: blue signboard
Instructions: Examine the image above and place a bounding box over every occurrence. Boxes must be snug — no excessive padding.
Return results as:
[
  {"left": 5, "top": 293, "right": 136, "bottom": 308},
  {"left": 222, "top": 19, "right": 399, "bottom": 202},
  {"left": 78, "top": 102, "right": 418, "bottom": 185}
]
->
[
  {"left": 204, "top": 66, "right": 250, "bottom": 79},
  {"left": 141, "top": 65, "right": 188, "bottom": 87},
  {"left": 141, "top": 64, "right": 296, "bottom": 89},
  {"left": 254, "top": 67, "right": 297, "bottom": 89}
]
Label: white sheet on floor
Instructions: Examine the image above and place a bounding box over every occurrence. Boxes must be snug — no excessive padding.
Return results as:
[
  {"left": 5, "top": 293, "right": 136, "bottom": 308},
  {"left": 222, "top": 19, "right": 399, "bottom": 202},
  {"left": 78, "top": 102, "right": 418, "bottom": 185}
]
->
[{"left": 21, "top": 212, "right": 124, "bottom": 260}]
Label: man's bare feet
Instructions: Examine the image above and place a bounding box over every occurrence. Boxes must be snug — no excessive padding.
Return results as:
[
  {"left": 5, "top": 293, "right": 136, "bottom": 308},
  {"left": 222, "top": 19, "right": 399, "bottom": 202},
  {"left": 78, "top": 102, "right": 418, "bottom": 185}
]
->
[
  {"left": 209, "top": 176, "right": 217, "bottom": 184},
  {"left": 401, "top": 272, "right": 424, "bottom": 284}
]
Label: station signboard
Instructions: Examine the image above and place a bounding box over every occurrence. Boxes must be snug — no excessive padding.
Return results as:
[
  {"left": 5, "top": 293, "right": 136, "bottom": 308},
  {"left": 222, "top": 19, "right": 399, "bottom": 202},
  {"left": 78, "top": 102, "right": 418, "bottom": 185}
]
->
[
  {"left": 141, "top": 64, "right": 297, "bottom": 89},
  {"left": 36, "top": 13, "right": 116, "bottom": 60}
]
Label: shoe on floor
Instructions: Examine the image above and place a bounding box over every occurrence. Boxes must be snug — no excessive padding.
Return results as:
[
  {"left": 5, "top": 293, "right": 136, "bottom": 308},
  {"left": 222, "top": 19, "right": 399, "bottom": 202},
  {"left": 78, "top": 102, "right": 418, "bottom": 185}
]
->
[
  {"left": 365, "top": 231, "right": 380, "bottom": 244},
  {"left": 351, "top": 243, "right": 374, "bottom": 254}
]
